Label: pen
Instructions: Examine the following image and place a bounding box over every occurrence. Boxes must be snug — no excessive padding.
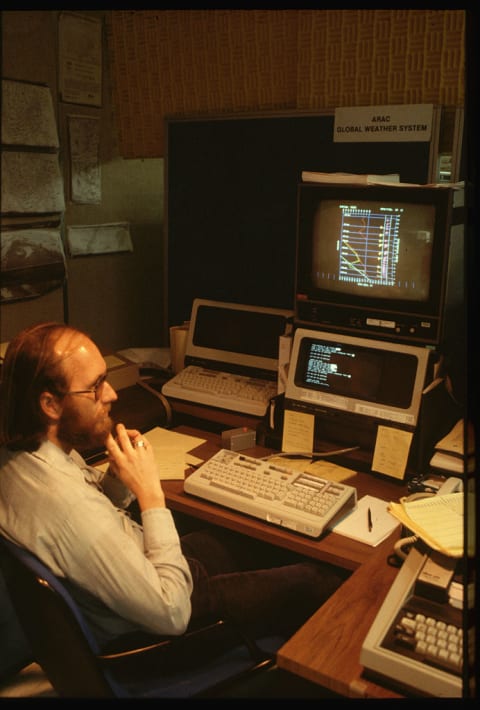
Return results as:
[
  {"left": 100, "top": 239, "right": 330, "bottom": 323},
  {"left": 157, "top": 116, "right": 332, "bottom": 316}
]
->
[{"left": 368, "top": 507, "right": 373, "bottom": 532}]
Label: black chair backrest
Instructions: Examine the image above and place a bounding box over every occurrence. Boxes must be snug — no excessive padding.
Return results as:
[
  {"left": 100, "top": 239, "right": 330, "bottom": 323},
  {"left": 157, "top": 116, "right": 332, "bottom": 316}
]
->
[
  {"left": 0, "top": 535, "right": 122, "bottom": 697},
  {"left": 0, "top": 566, "right": 32, "bottom": 681}
]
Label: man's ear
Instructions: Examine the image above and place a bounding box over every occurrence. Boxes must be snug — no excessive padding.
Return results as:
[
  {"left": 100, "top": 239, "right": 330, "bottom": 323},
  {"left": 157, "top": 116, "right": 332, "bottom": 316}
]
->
[{"left": 39, "top": 391, "right": 63, "bottom": 421}]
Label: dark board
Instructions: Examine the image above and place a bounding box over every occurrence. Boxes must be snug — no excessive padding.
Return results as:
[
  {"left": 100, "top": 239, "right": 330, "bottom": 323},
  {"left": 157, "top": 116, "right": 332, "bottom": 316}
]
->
[{"left": 165, "top": 112, "right": 433, "bottom": 329}]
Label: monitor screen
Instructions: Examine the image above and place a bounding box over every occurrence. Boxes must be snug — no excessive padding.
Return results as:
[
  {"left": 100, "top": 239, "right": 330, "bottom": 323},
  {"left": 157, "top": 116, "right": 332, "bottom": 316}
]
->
[
  {"left": 285, "top": 328, "right": 431, "bottom": 427},
  {"left": 294, "top": 183, "right": 462, "bottom": 345},
  {"left": 185, "top": 299, "right": 293, "bottom": 375},
  {"left": 296, "top": 335, "right": 418, "bottom": 410},
  {"left": 310, "top": 198, "right": 435, "bottom": 303},
  {"left": 191, "top": 301, "right": 292, "bottom": 359}
]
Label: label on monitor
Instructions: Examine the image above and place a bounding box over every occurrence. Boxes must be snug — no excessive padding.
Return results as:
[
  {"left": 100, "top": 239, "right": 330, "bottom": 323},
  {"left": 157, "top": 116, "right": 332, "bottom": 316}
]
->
[
  {"left": 366, "top": 317, "right": 395, "bottom": 329},
  {"left": 301, "top": 389, "right": 415, "bottom": 426}
]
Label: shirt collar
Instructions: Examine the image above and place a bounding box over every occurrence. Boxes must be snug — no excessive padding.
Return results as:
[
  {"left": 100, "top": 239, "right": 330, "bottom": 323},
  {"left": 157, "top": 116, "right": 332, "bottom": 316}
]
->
[{"left": 32, "top": 439, "right": 88, "bottom": 472}]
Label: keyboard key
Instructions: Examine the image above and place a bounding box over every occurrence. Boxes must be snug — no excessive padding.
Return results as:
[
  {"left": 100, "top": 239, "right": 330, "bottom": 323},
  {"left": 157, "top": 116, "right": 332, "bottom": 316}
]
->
[{"left": 384, "top": 595, "right": 464, "bottom": 678}]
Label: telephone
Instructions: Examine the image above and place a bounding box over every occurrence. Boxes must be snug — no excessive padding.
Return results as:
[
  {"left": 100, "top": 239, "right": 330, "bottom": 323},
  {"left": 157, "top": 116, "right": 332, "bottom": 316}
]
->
[
  {"left": 390, "top": 475, "right": 463, "bottom": 563},
  {"left": 361, "top": 541, "right": 466, "bottom": 697}
]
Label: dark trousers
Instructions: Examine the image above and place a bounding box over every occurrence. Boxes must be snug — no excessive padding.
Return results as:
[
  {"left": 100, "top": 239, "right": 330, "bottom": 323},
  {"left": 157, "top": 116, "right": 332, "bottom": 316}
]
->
[{"left": 180, "top": 527, "right": 347, "bottom": 638}]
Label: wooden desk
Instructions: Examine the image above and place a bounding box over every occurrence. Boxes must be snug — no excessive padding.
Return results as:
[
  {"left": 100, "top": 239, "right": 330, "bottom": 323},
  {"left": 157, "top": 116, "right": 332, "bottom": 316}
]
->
[
  {"left": 163, "top": 424, "right": 408, "bottom": 572},
  {"left": 276, "top": 542, "right": 404, "bottom": 698}
]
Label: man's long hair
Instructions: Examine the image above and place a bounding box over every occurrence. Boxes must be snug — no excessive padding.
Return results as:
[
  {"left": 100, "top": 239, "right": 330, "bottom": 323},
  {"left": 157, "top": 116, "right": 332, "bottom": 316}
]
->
[{"left": 0, "top": 322, "right": 83, "bottom": 451}]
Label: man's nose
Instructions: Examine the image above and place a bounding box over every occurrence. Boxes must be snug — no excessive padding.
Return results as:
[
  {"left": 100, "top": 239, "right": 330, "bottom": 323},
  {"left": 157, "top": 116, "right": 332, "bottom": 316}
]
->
[{"left": 103, "top": 380, "right": 118, "bottom": 402}]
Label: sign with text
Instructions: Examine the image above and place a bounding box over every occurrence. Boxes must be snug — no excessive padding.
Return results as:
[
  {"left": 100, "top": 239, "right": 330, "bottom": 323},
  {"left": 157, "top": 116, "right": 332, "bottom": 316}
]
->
[{"left": 334, "top": 104, "right": 434, "bottom": 142}]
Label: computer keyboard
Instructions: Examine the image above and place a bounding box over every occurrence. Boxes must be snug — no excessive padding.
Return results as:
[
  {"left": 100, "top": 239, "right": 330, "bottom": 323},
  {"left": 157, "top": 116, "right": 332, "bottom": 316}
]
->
[
  {"left": 382, "top": 593, "right": 463, "bottom": 676},
  {"left": 184, "top": 449, "right": 357, "bottom": 538},
  {"left": 161, "top": 366, "right": 278, "bottom": 416},
  {"left": 361, "top": 545, "right": 469, "bottom": 697}
]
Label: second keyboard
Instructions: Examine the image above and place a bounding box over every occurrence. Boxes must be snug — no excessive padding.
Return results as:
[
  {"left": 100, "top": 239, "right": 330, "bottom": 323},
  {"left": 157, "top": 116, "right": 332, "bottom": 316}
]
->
[{"left": 162, "top": 366, "right": 278, "bottom": 416}]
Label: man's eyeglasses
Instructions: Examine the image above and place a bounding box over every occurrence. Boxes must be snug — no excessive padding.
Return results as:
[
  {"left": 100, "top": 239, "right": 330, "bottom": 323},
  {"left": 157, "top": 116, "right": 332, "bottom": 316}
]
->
[{"left": 62, "top": 373, "right": 108, "bottom": 401}]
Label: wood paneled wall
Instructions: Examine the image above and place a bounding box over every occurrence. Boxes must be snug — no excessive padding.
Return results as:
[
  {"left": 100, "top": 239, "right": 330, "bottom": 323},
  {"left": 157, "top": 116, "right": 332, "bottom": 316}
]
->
[{"left": 106, "top": 9, "right": 465, "bottom": 158}]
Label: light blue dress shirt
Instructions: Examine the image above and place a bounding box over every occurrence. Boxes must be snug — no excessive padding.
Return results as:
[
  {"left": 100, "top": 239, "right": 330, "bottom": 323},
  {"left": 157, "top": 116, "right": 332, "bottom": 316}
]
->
[{"left": 0, "top": 439, "right": 193, "bottom": 644}]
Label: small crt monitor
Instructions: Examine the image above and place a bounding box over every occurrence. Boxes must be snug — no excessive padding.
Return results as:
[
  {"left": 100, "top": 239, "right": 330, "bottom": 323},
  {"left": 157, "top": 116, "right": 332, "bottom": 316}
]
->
[
  {"left": 284, "top": 328, "right": 432, "bottom": 473},
  {"left": 285, "top": 328, "right": 430, "bottom": 428}
]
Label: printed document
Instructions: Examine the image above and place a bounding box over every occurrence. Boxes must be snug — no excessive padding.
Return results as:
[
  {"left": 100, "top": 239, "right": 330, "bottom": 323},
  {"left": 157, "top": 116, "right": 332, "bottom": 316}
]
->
[{"left": 389, "top": 492, "right": 464, "bottom": 557}]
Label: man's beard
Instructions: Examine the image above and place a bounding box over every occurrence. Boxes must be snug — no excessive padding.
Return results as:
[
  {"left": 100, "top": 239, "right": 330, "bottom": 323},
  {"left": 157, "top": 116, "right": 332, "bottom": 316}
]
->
[{"left": 57, "top": 404, "right": 114, "bottom": 452}]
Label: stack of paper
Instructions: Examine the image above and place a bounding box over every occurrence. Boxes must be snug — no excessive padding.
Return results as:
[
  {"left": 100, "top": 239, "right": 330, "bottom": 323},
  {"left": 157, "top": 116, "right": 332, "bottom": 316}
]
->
[
  {"left": 429, "top": 419, "right": 475, "bottom": 474},
  {"left": 96, "top": 427, "right": 205, "bottom": 481},
  {"left": 301, "top": 171, "right": 400, "bottom": 185},
  {"left": 142, "top": 427, "right": 205, "bottom": 480}
]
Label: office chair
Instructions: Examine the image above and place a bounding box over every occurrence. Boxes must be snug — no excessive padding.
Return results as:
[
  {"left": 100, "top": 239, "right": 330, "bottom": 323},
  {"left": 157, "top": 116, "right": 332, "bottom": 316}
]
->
[
  {"left": 0, "top": 535, "right": 285, "bottom": 698},
  {"left": 0, "top": 567, "right": 32, "bottom": 682}
]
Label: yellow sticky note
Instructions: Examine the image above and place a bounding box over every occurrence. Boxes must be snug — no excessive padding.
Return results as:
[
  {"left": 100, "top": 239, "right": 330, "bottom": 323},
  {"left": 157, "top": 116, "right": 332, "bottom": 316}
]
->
[
  {"left": 372, "top": 426, "right": 413, "bottom": 480},
  {"left": 281, "top": 409, "right": 314, "bottom": 454}
]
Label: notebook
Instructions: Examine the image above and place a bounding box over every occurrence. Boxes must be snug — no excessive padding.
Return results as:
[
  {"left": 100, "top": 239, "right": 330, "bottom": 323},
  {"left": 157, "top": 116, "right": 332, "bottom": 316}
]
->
[
  {"left": 161, "top": 299, "right": 293, "bottom": 415},
  {"left": 331, "top": 494, "right": 400, "bottom": 547}
]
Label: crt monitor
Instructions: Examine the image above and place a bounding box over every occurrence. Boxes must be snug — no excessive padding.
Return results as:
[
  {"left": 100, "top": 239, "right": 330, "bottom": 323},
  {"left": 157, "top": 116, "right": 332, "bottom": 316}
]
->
[
  {"left": 286, "top": 328, "right": 430, "bottom": 430},
  {"left": 284, "top": 327, "right": 432, "bottom": 474},
  {"left": 294, "top": 182, "right": 464, "bottom": 346}
]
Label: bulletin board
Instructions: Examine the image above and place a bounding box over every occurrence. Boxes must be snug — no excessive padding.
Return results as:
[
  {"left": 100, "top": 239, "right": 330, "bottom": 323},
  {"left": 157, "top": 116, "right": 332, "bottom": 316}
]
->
[{"left": 0, "top": 79, "right": 66, "bottom": 304}]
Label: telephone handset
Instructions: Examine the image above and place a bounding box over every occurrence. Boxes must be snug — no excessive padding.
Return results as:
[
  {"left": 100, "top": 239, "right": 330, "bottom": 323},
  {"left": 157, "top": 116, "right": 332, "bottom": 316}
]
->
[{"left": 436, "top": 476, "right": 463, "bottom": 495}]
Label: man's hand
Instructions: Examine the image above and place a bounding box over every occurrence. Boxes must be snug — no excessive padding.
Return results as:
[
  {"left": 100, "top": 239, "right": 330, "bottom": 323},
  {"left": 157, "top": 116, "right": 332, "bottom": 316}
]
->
[{"left": 105, "top": 423, "right": 166, "bottom": 511}]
